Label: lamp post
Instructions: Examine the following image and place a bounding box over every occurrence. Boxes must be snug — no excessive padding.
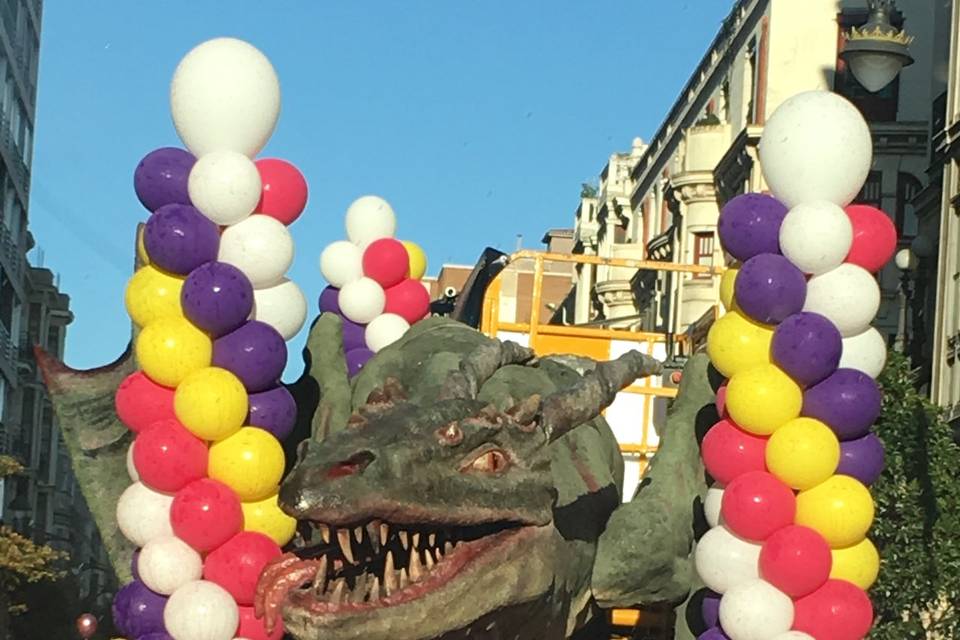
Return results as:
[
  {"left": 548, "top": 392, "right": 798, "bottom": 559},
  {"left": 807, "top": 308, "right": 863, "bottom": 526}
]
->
[
  {"left": 840, "top": 0, "right": 914, "bottom": 93},
  {"left": 894, "top": 247, "right": 916, "bottom": 353}
]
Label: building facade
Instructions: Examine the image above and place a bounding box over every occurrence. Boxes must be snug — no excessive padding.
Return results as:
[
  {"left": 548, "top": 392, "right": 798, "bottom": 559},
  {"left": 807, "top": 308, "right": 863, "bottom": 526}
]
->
[
  {"left": 571, "top": 0, "right": 946, "bottom": 370},
  {"left": 0, "top": 0, "right": 114, "bottom": 611}
]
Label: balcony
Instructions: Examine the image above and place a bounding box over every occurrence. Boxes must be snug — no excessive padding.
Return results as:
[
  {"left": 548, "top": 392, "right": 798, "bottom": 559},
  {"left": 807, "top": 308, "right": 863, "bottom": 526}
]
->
[
  {"left": 0, "top": 319, "right": 16, "bottom": 382},
  {"left": 714, "top": 125, "right": 763, "bottom": 207}
]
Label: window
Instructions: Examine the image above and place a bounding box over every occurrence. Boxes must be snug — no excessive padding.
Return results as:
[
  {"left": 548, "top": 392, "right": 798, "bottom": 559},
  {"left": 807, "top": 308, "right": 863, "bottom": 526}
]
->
[
  {"left": 835, "top": 11, "right": 901, "bottom": 122},
  {"left": 745, "top": 40, "right": 757, "bottom": 125},
  {"left": 855, "top": 171, "right": 883, "bottom": 208},
  {"left": 693, "top": 231, "right": 715, "bottom": 278},
  {"left": 896, "top": 172, "right": 923, "bottom": 239}
]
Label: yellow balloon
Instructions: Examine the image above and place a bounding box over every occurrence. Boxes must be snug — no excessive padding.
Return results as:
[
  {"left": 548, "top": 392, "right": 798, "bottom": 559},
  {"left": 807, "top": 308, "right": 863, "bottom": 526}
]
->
[
  {"left": 796, "top": 475, "right": 874, "bottom": 548},
  {"left": 706, "top": 310, "right": 773, "bottom": 378},
  {"left": 125, "top": 266, "right": 184, "bottom": 327},
  {"left": 725, "top": 364, "right": 802, "bottom": 435},
  {"left": 174, "top": 367, "right": 248, "bottom": 441},
  {"left": 242, "top": 492, "right": 296, "bottom": 546},
  {"left": 135, "top": 317, "right": 211, "bottom": 387},
  {"left": 830, "top": 538, "right": 880, "bottom": 590},
  {"left": 719, "top": 264, "right": 740, "bottom": 311},
  {"left": 209, "top": 427, "right": 285, "bottom": 502},
  {"left": 766, "top": 417, "right": 840, "bottom": 490},
  {"left": 402, "top": 240, "right": 428, "bottom": 280}
]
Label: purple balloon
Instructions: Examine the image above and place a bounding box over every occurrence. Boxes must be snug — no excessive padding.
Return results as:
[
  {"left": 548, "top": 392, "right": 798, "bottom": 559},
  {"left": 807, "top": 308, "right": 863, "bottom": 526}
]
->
[
  {"left": 143, "top": 204, "right": 219, "bottom": 275},
  {"left": 213, "top": 321, "right": 287, "bottom": 392},
  {"left": 342, "top": 318, "right": 367, "bottom": 352},
  {"left": 112, "top": 580, "right": 167, "bottom": 638},
  {"left": 248, "top": 386, "right": 297, "bottom": 441},
  {"left": 734, "top": 253, "right": 806, "bottom": 324},
  {"left": 718, "top": 193, "right": 788, "bottom": 261},
  {"left": 138, "top": 633, "right": 174, "bottom": 640},
  {"left": 319, "top": 286, "right": 341, "bottom": 314},
  {"left": 346, "top": 348, "right": 374, "bottom": 377},
  {"left": 803, "top": 368, "right": 881, "bottom": 441},
  {"left": 134, "top": 147, "right": 196, "bottom": 212},
  {"left": 181, "top": 262, "right": 254, "bottom": 337},
  {"left": 698, "top": 629, "right": 730, "bottom": 640},
  {"left": 701, "top": 590, "right": 721, "bottom": 628},
  {"left": 838, "top": 433, "right": 885, "bottom": 485},
  {"left": 772, "top": 312, "right": 843, "bottom": 387}
]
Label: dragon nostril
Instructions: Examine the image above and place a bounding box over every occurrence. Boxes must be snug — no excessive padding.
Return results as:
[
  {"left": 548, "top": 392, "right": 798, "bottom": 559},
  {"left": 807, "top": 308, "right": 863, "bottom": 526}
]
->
[{"left": 326, "top": 450, "right": 376, "bottom": 479}]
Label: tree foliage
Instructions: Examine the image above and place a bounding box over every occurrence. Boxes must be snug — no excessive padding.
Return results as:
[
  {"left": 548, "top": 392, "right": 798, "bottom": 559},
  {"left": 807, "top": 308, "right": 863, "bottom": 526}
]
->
[{"left": 871, "top": 352, "right": 960, "bottom": 639}]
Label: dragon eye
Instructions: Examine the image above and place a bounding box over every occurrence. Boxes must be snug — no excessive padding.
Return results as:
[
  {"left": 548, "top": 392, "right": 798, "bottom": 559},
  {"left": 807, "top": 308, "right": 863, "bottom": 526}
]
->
[{"left": 468, "top": 449, "right": 509, "bottom": 473}]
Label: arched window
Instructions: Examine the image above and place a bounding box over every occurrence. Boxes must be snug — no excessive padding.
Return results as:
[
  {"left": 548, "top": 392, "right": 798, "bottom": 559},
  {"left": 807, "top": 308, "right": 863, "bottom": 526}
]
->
[{"left": 896, "top": 172, "right": 923, "bottom": 239}]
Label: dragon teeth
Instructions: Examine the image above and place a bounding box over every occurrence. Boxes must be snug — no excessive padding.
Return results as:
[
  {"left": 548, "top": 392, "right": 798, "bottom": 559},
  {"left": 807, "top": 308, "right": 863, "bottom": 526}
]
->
[
  {"left": 368, "top": 521, "right": 381, "bottom": 552},
  {"left": 409, "top": 551, "right": 423, "bottom": 582},
  {"left": 312, "top": 556, "right": 329, "bottom": 594},
  {"left": 330, "top": 578, "right": 346, "bottom": 604},
  {"left": 424, "top": 550, "right": 435, "bottom": 569},
  {"left": 337, "top": 529, "right": 355, "bottom": 564},
  {"left": 444, "top": 541, "right": 453, "bottom": 555},
  {"left": 399, "top": 568, "right": 409, "bottom": 589},
  {"left": 399, "top": 530, "right": 409, "bottom": 550},
  {"left": 412, "top": 532, "right": 420, "bottom": 549},
  {"left": 319, "top": 524, "right": 331, "bottom": 544},
  {"left": 369, "top": 576, "right": 380, "bottom": 601},
  {"left": 384, "top": 552, "right": 397, "bottom": 595},
  {"left": 379, "top": 523, "right": 389, "bottom": 546},
  {"left": 428, "top": 533, "right": 436, "bottom": 547},
  {"left": 353, "top": 526, "right": 363, "bottom": 544},
  {"left": 351, "top": 575, "right": 368, "bottom": 604}
]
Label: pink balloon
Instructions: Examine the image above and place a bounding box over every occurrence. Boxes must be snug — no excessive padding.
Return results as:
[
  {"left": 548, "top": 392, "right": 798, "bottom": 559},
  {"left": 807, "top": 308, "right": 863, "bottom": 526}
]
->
[
  {"left": 759, "top": 525, "right": 832, "bottom": 598},
  {"left": 363, "top": 238, "right": 409, "bottom": 289},
  {"left": 701, "top": 419, "right": 768, "bottom": 485},
  {"left": 204, "top": 532, "right": 282, "bottom": 605},
  {"left": 844, "top": 204, "right": 897, "bottom": 273},
  {"left": 721, "top": 470, "right": 796, "bottom": 541},
  {"left": 794, "top": 579, "right": 874, "bottom": 640}
]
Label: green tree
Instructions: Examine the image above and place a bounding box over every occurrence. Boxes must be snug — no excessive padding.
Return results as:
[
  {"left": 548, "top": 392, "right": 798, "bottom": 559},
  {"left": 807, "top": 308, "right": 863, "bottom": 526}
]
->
[{"left": 871, "top": 352, "right": 960, "bottom": 639}]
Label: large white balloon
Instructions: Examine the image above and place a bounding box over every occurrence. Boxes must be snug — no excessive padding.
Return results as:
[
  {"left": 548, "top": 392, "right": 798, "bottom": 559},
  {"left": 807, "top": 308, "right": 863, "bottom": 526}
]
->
[
  {"left": 719, "top": 579, "right": 794, "bottom": 640},
  {"left": 694, "top": 525, "right": 761, "bottom": 594},
  {"left": 218, "top": 215, "right": 294, "bottom": 288},
  {"left": 839, "top": 326, "right": 888, "bottom": 378},
  {"left": 164, "top": 580, "right": 239, "bottom": 640},
  {"left": 319, "top": 241, "right": 363, "bottom": 288},
  {"left": 170, "top": 38, "right": 280, "bottom": 158},
  {"left": 138, "top": 535, "right": 203, "bottom": 595},
  {"left": 253, "top": 278, "right": 307, "bottom": 340},
  {"left": 188, "top": 151, "right": 262, "bottom": 226},
  {"left": 345, "top": 196, "right": 397, "bottom": 247},
  {"left": 116, "top": 482, "right": 174, "bottom": 547},
  {"left": 779, "top": 201, "right": 853, "bottom": 275},
  {"left": 758, "top": 91, "right": 872, "bottom": 208},
  {"left": 366, "top": 313, "right": 410, "bottom": 352},
  {"left": 803, "top": 264, "right": 880, "bottom": 337},
  {"left": 339, "top": 277, "right": 386, "bottom": 324},
  {"left": 126, "top": 442, "right": 139, "bottom": 482},
  {"left": 704, "top": 483, "right": 725, "bottom": 528}
]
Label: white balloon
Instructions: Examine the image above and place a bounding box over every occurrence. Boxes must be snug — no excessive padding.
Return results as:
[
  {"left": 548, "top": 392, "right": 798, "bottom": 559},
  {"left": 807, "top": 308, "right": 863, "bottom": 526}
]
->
[
  {"left": 345, "top": 196, "right": 397, "bottom": 247},
  {"left": 126, "top": 441, "right": 139, "bottom": 482},
  {"left": 771, "top": 633, "right": 815, "bottom": 640},
  {"left": 704, "top": 483, "right": 725, "bottom": 528},
  {"left": 803, "top": 263, "right": 880, "bottom": 337},
  {"left": 839, "top": 326, "right": 887, "bottom": 378},
  {"left": 694, "top": 525, "right": 761, "bottom": 594},
  {"left": 253, "top": 278, "right": 307, "bottom": 340},
  {"left": 759, "top": 91, "right": 872, "bottom": 208},
  {"left": 320, "top": 241, "right": 363, "bottom": 288},
  {"left": 188, "top": 151, "right": 262, "bottom": 225},
  {"left": 218, "top": 215, "right": 294, "bottom": 288},
  {"left": 170, "top": 38, "right": 280, "bottom": 158},
  {"left": 164, "top": 580, "right": 239, "bottom": 640},
  {"left": 779, "top": 201, "right": 853, "bottom": 275},
  {"left": 339, "top": 277, "right": 386, "bottom": 324},
  {"left": 719, "top": 579, "right": 794, "bottom": 640},
  {"left": 366, "top": 313, "right": 410, "bottom": 352},
  {"left": 138, "top": 535, "right": 203, "bottom": 595},
  {"left": 116, "top": 482, "right": 174, "bottom": 547}
]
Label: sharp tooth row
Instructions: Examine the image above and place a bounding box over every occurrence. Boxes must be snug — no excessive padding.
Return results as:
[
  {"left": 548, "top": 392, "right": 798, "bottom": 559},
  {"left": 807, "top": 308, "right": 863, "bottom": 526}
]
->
[{"left": 337, "top": 529, "right": 355, "bottom": 564}]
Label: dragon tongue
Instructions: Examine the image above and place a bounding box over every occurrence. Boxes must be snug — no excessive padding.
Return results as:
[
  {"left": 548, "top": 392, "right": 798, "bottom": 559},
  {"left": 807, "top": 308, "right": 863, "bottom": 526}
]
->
[{"left": 256, "top": 556, "right": 321, "bottom": 635}]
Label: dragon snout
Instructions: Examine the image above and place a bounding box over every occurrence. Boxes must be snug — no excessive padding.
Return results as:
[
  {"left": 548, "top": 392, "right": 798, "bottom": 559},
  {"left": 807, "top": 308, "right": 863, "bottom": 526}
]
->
[{"left": 278, "top": 449, "right": 378, "bottom": 518}]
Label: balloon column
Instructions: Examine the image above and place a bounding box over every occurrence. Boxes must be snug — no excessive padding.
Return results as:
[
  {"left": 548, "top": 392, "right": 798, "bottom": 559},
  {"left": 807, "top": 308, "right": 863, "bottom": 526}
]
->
[
  {"left": 113, "top": 38, "right": 303, "bottom": 640},
  {"left": 318, "top": 196, "right": 431, "bottom": 374},
  {"left": 698, "top": 91, "right": 894, "bottom": 640}
]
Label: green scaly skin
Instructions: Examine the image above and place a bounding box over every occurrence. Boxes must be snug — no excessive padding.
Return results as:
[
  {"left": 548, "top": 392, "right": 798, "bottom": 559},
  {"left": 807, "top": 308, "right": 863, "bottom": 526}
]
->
[{"left": 40, "top": 315, "right": 714, "bottom": 640}]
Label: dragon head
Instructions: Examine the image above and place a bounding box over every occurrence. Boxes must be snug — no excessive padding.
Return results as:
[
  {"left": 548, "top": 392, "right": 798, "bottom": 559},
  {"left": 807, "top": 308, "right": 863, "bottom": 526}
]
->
[{"left": 255, "top": 322, "right": 661, "bottom": 640}]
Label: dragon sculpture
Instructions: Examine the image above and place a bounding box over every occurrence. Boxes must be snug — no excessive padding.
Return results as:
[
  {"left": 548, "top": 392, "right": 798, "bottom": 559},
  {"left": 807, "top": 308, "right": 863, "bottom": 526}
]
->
[{"left": 40, "top": 311, "right": 718, "bottom": 640}]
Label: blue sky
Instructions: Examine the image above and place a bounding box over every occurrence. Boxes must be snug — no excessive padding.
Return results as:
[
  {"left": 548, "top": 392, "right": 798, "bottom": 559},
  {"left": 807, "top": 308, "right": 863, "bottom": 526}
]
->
[{"left": 29, "top": 1, "right": 732, "bottom": 379}]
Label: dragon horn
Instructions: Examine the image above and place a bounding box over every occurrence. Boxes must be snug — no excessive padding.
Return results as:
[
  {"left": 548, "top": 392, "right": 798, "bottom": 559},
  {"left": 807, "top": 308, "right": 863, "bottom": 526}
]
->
[
  {"left": 439, "top": 339, "right": 535, "bottom": 400},
  {"left": 540, "top": 351, "right": 663, "bottom": 443}
]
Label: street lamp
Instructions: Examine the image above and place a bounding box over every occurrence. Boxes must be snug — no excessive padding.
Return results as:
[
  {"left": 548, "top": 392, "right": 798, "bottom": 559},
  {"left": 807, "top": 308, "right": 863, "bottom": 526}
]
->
[
  {"left": 894, "top": 247, "right": 916, "bottom": 353},
  {"left": 841, "top": 0, "right": 914, "bottom": 93}
]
